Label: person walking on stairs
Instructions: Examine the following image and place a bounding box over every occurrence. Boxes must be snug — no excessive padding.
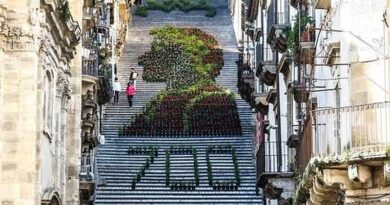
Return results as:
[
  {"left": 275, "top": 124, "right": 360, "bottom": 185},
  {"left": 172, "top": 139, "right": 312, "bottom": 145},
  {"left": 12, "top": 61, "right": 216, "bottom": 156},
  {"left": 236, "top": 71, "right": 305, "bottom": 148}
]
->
[
  {"left": 113, "top": 77, "right": 121, "bottom": 105},
  {"left": 126, "top": 82, "right": 136, "bottom": 107},
  {"left": 129, "top": 67, "right": 138, "bottom": 88}
]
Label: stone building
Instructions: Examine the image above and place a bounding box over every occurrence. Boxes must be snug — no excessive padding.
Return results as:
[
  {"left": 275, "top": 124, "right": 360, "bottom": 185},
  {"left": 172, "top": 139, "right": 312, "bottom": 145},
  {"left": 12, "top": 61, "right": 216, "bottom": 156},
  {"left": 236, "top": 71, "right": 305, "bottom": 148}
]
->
[
  {"left": 232, "top": 0, "right": 390, "bottom": 204},
  {"left": 295, "top": 0, "right": 390, "bottom": 204},
  {"left": 79, "top": 0, "right": 130, "bottom": 203},
  {"left": 0, "top": 0, "right": 82, "bottom": 204},
  {"left": 231, "top": 0, "right": 295, "bottom": 204}
]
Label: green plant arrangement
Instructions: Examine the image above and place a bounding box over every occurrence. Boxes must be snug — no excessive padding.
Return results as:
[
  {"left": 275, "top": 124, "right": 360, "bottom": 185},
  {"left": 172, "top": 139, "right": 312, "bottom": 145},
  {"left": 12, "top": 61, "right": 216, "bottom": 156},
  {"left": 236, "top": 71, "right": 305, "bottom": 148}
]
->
[
  {"left": 135, "top": 6, "right": 149, "bottom": 17},
  {"left": 135, "top": 0, "right": 217, "bottom": 17},
  {"left": 122, "top": 26, "right": 241, "bottom": 137},
  {"left": 165, "top": 146, "right": 199, "bottom": 190},
  {"left": 165, "top": 150, "right": 171, "bottom": 186},
  {"left": 128, "top": 146, "right": 158, "bottom": 190},
  {"left": 287, "top": 11, "right": 314, "bottom": 60},
  {"left": 206, "top": 145, "right": 240, "bottom": 190},
  {"left": 193, "top": 148, "right": 200, "bottom": 186}
]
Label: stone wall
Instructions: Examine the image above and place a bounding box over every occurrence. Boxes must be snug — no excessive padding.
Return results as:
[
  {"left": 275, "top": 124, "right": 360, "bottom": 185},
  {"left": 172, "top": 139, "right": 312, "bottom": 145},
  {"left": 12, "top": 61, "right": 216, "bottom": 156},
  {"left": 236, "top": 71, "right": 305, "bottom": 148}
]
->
[
  {"left": 65, "top": 0, "right": 83, "bottom": 204},
  {"left": 0, "top": 0, "right": 82, "bottom": 204}
]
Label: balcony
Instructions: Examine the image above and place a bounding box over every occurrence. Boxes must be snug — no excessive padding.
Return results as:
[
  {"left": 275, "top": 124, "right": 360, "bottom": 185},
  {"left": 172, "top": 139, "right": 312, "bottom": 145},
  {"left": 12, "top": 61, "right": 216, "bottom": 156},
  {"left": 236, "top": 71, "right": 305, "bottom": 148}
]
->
[
  {"left": 323, "top": 42, "right": 340, "bottom": 65},
  {"left": 288, "top": 81, "right": 309, "bottom": 103},
  {"left": 80, "top": 152, "right": 96, "bottom": 205},
  {"left": 256, "top": 61, "right": 276, "bottom": 86},
  {"left": 299, "top": 29, "right": 315, "bottom": 64},
  {"left": 266, "top": 88, "right": 277, "bottom": 105},
  {"left": 312, "top": 0, "right": 331, "bottom": 10},
  {"left": 278, "top": 53, "right": 291, "bottom": 77},
  {"left": 80, "top": 153, "right": 95, "bottom": 180},
  {"left": 82, "top": 59, "right": 99, "bottom": 82},
  {"left": 266, "top": 24, "right": 289, "bottom": 54},
  {"left": 313, "top": 102, "right": 390, "bottom": 159},
  {"left": 256, "top": 140, "right": 294, "bottom": 199},
  {"left": 238, "top": 63, "right": 255, "bottom": 103},
  {"left": 252, "top": 93, "right": 269, "bottom": 115},
  {"left": 242, "top": 68, "right": 255, "bottom": 86}
]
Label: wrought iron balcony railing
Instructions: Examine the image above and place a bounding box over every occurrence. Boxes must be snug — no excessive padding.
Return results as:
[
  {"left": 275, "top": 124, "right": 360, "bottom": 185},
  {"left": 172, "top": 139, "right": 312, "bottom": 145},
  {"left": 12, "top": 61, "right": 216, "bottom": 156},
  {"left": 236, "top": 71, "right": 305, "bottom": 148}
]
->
[
  {"left": 82, "top": 59, "right": 99, "bottom": 77},
  {"left": 256, "top": 140, "right": 290, "bottom": 186},
  {"left": 80, "top": 153, "right": 95, "bottom": 181},
  {"left": 313, "top": 101, "right": 390, "bottom": 158}
]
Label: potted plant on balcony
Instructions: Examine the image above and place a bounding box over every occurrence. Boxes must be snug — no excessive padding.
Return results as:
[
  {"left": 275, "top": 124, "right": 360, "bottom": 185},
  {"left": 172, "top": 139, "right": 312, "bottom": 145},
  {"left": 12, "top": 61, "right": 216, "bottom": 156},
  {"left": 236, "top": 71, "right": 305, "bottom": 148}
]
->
[{"left": 287, "top": 12, "right": 314, "bottom": 62}]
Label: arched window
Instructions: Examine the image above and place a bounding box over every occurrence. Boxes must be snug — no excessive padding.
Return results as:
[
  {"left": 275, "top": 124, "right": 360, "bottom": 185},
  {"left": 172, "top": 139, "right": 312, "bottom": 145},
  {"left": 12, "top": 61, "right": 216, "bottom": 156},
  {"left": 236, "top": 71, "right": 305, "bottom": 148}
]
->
[
  {"left": 43, "top": 71, "right": 53, "bottom": 133},
  {"left": 49, "top": 194, "right": 61, "bottom": 205}
]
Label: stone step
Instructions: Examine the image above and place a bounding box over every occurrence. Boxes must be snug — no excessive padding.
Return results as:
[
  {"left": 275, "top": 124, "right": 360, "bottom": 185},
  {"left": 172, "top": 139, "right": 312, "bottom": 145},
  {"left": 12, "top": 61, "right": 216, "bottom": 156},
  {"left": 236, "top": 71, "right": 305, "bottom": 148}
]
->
[{"left": 96, "top": 3, "right": 260, "bottom": 204}]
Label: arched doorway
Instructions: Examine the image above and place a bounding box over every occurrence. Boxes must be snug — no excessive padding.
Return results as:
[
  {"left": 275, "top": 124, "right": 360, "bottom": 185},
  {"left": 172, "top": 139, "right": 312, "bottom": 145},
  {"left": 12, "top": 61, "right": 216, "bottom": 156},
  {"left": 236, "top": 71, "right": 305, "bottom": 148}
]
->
[{"left": 49, "top": 196, "right": 60, "bottom": 205}]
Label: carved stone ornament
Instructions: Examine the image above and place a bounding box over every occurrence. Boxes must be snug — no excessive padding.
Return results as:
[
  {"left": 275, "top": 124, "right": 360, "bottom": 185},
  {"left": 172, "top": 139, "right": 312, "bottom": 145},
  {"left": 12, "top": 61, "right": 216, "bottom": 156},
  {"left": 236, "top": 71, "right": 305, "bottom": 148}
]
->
[{"left": 56, "top": 71, "right": 72, "bottom": 100}]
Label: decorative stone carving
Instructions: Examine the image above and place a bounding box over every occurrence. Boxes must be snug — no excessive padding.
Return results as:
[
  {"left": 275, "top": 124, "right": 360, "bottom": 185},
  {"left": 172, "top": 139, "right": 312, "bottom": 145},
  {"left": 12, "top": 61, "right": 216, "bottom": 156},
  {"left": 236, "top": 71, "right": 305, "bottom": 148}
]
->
[
  {"left": 41, "top": 190, "right": 62, "bottom": 205},
  {"left": 82, "top": 113, "right": 95, "bottom": 129},
  {"left": 57, "top": 71, "right": 72, "bottom": 101}
]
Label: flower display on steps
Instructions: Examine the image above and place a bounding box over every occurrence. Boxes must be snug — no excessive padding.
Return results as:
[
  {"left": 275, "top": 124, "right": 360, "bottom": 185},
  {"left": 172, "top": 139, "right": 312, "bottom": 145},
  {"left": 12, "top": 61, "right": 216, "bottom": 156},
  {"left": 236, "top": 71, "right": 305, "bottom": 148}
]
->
[
  {"left": 128, "top": 146, "right": 159, "bottom": 190},
  {"left": 206, "top": 145, "right": 240, "bottom": 190},
  {"left": 119, "top": 27, "right": 241, "bottom": 136},
  {"left": 135, "top": 0, "right": 217, "bottom": 17},
  {"left": 165, "top": 146, "right": 200, "bottom": 190}
]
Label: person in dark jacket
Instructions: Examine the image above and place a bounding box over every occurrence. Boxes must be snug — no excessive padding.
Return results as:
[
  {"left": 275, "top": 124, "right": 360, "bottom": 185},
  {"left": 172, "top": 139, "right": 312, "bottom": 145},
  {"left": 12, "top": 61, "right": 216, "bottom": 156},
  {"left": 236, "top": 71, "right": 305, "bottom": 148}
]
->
[{"left": 129, "top": 67, "right": 138, "bottom": 88}]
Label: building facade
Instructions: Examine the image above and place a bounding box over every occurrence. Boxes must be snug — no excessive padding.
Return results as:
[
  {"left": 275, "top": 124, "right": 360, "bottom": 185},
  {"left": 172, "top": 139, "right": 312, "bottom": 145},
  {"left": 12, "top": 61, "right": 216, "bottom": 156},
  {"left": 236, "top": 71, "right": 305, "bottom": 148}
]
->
[
  {"left": 295, "top": 0, "right": 390, "bottom": 204},
  {"left": 232, "top": 0, "right": 295, "bottom": 204},
  {"left": 0, "top": 0, "right": 82, "bottom": 204},
  {"left": 0, "top": 0, "right": 129, "bottom": 204},
  {"left": 79, "top": 0, "right": 130, "bottom": 204},
  {"left": 232, "top": 0, "right": 390, "bottom": 204}
]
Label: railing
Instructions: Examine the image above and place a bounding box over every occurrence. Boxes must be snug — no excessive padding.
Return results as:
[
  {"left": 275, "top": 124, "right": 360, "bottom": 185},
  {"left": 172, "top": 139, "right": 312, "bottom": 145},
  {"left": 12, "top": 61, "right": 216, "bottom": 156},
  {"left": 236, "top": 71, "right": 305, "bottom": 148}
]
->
[
  {"left": 257, "top": 140, "right": 290, "bottom": 175},
  {"left": 82, "top": 59, "right": 99, "bottom": 77},
  {"left": 65, "top": 13, "right": 81, "bottom": 43},
  {"left": 313, "top": 101, "right": 390, "bottom": 157},
  {"left": 80, "top": 153, "right": 94, "bottom": 181}
]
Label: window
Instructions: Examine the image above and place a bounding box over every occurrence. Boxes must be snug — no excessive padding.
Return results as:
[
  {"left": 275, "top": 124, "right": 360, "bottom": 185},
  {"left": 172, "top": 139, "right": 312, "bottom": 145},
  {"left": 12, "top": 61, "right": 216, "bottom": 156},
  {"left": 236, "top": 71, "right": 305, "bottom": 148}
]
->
[{"left": 44, "top": 71, "right": 54, "bottom": 135}]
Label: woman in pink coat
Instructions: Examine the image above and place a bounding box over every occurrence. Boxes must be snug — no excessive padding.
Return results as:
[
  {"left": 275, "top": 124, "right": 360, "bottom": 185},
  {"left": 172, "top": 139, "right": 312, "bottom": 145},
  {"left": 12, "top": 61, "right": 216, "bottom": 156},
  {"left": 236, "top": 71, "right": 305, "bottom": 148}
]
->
[{"left": 126, "top": 82, "right": 136, "bottom": 107}]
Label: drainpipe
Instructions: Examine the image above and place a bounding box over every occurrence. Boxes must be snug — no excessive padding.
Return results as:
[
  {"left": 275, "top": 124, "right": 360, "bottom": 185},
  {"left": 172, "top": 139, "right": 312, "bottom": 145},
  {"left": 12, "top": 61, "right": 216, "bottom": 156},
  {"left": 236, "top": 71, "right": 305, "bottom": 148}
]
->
[{"left": 275, "top": 0, "right": 282, "bottom": 173}]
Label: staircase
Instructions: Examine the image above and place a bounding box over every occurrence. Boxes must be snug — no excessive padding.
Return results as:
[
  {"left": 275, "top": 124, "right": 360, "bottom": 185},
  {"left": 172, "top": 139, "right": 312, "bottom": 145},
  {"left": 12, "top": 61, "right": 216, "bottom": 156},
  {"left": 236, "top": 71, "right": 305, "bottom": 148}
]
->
[{"left": 96, "top": 1, "right": 261, "bottom": 204}]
